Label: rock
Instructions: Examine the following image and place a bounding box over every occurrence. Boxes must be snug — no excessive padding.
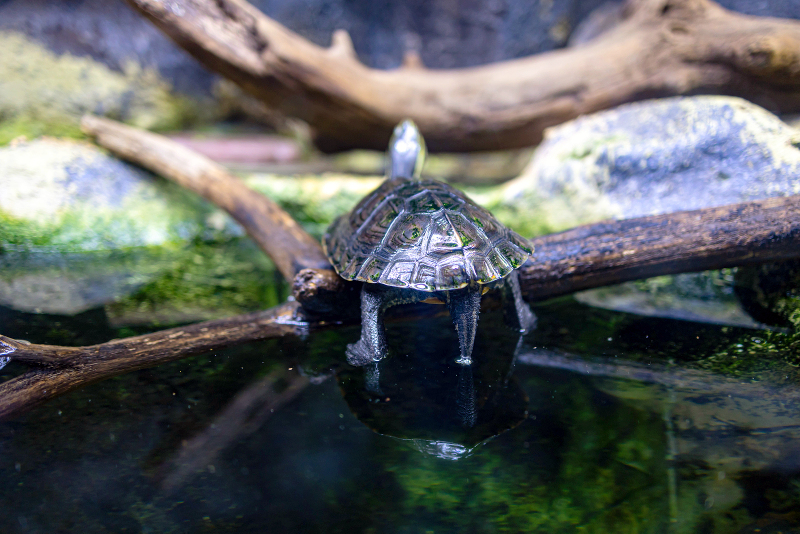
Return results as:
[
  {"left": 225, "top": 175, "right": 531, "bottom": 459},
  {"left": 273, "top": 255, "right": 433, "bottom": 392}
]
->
[
  {"left": 501, "top": 96, "right": 800, "bottom": 325},
  {"left": 0, "top": 31, "right": 207, "bottom": 145},
  {"left": 0, "top": 250, "right": 171, "bottom": 316},
  {"left": 503, "top": 96, "right": 800, "bottom": 235},
  {"left": 0, "top": 138, "right": 240, "bottom": 253}
]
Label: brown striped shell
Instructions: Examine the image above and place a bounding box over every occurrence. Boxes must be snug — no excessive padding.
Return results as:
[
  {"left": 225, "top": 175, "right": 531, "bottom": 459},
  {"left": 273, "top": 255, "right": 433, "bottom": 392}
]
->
[{"left": 323, "top": 177, "right": 533, "bottom": 291}]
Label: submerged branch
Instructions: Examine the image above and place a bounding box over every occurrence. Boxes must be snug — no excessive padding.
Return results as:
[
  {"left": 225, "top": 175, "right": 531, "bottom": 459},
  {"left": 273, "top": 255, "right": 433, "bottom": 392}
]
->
[{"left": 0, "top": 302, "right": 310, "bottom": 419}]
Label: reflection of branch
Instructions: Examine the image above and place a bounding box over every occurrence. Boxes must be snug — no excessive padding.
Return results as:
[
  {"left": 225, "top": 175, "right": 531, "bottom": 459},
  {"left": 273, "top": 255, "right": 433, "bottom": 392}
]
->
[
  {"left": 160, "top": 369, "right": 310, "bottom": 493},
  {"left": 125, "top": 0, "right": 800, "bottom": 151},
  {"left": 0, "top": 302, "right": 307, "bottom": 419},
  {"left": 518, "top": 348, "right": 800, "bottom": 408}
]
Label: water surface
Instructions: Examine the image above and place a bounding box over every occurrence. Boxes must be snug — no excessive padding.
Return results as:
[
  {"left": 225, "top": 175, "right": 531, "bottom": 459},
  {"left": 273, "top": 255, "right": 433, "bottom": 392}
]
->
[{"left": 1, "top": 263, "right": 799, "bottom": 533}]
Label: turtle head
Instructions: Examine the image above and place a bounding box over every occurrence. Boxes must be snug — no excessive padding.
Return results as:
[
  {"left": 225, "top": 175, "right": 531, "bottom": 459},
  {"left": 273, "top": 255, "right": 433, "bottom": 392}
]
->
[{"left": 388, "top": 120, "right": 426, "bottom": 179}]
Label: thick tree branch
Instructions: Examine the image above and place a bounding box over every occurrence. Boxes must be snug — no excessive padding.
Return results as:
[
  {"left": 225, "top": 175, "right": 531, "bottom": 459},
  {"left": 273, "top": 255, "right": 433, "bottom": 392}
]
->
[
  {"left": 81, "top": 115, "right": 331, "bottom": 282},
  {"left": 294, "top": 195, "right": 800, "bottom": 309},
  {"left": 0, "top": 302, "right": 308, "bottom": 419},
  {"left": 521, "top": 195, "right": 800, "bottom": 300},
  {"left": 81, "top": 115, "right": 352, "bottom": 314},
  {"left": 124, "top": 0, "right": 800, "bottom": 151}
]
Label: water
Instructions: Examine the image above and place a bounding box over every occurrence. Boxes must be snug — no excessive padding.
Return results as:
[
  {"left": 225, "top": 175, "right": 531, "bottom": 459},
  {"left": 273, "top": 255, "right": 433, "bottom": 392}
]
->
[{"left": 1, "top": 252, "right": 800, "bottom": 533}]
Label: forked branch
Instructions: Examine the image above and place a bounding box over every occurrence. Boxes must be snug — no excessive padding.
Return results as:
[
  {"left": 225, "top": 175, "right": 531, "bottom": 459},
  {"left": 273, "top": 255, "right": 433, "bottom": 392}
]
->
[{"left": 125, "top": 0, "right": 800, "bottom": 151}]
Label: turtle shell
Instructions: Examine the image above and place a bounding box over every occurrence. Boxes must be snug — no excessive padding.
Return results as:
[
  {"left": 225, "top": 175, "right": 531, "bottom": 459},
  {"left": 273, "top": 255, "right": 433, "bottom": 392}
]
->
[{"left": 323, "top": 177, "right": 533, "bottom": 291}]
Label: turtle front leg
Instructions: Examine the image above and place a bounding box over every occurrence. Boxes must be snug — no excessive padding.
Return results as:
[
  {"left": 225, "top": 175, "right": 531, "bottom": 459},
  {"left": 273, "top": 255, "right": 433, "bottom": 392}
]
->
[
  {"left": 446, "top": 284, "right": 484, "bottom": 365},
  {"left": 346, "top": 284, "right": 427, "bottom": 366},
  {"left": 501, "top": 271, "right": 536, "bottom": 334}
]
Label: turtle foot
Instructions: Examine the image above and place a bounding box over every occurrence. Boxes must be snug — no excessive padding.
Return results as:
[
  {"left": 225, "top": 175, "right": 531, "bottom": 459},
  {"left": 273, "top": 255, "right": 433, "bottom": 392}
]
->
[
  {"left": 346, "top": 339, "right": 383, "bottom": 366},
  {"left": 517, "top": 306, "right": 537, "bottom": 335}
]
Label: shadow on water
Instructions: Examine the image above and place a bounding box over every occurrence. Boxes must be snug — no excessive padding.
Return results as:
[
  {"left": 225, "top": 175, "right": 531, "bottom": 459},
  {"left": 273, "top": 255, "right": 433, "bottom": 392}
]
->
[{"left": 1, "top": 286, "right": 800, "bottom": 531}]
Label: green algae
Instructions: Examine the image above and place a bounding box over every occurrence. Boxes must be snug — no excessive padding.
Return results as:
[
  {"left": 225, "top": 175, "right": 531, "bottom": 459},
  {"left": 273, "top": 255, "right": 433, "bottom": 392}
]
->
[
  {"left": 105, "top": 239, "right": 285, "bottom": 327},
  {"left": 0, "top": 31, "right": 207, "bottom": 146},
  {"left": 0, "top": 138, "right": 240, "bottom": 253},
  {"left": 244, "top": 173, "right": 381, "bottom": 238},
  {"left": 380, "top": 373, "right": 668, "bottom": 533}
]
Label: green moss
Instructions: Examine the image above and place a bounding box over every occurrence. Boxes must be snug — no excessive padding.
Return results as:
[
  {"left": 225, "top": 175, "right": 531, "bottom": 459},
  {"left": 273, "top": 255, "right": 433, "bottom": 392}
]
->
[
  {"left": 0, "top": 114, "right": 84, "bottom": 146},
  {"left": 0, "top": 138, "right": 241, "bottom": 253},
  {"left": 244, "top": 173, "right": 380, "bottom": 238},
  {"left": 0, "top": 31, "right": 211, "bottom": 145},
  {"left": 105, "top": 239, "right": 285, "bottom": 327},
  {"left": 470, "top": 185, "right": 575, "bottom": 238}
]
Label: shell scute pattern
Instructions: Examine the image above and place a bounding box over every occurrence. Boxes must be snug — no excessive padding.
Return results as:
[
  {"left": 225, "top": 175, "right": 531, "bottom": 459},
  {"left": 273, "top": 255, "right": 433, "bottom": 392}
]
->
[{"left": 324, "top": 177, "right": 533, "bottom": 291}]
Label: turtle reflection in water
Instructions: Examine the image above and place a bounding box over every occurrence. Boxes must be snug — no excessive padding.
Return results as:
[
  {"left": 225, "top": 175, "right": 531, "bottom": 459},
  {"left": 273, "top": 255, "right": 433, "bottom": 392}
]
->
[{"left": 323, "top": 120, "right": 535, "bottom": 366}]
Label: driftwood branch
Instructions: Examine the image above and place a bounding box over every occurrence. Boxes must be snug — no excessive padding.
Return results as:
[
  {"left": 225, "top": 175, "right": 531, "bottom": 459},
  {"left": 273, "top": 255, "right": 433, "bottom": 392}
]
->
[
  {"left": 81, "top": 115, "right": 352, "bottom": 314},
  {"left": 124, "top": 0, "right": 800, "bottom": 151},
  {"left": 521, "top": 195, "right": 800, "bottom": 300},
  {"left": 0, "top": 302, "right": 307, "bottom": 419}
]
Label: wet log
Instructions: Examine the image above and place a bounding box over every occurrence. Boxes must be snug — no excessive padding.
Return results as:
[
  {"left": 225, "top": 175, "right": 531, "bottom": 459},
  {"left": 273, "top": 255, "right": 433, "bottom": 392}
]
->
[
  {"left": 520, "top": 194, "right": 800, "bottom": 301},
  {"left": 291, "top": 194, "right": 800, "bottom": 310},
  {"left": 124, "top": 0, "right": 800, "bottom": 151},
  {"left": 81, "top": 115, "right": 351, "bottom": 314},
  {"left": 0, "top": 302, "right": 309, "bottom": 419}
]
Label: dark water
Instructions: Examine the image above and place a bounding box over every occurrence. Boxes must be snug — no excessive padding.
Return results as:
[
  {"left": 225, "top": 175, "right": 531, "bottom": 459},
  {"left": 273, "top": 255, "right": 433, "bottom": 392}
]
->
[{"left": 1, "top": 268, "right": 800, "bottom": 533}]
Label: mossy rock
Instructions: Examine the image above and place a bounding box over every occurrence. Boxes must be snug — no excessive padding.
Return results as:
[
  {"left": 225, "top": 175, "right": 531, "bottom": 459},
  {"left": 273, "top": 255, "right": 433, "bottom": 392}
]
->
[
  {"left": 0, "top": 137, "right": 241, "bottom": 253},
  {"left": 0, "top": 31, "right": 207, "bottom": 145},
  {"left": 502, "top": 96, "right": 800, "bottom": 235}
]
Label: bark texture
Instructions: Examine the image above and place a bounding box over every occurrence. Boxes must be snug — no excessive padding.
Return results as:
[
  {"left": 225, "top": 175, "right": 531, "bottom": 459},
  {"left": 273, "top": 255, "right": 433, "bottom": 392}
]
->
[{"left": 124, "top": 0, "right": 800, "bottom": 151}]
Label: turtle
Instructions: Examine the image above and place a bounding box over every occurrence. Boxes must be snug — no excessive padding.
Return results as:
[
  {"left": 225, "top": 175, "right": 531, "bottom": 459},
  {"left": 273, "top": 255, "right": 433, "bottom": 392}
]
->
[{"left": 323, "top": 120, "right": 535, "bottom": 367}]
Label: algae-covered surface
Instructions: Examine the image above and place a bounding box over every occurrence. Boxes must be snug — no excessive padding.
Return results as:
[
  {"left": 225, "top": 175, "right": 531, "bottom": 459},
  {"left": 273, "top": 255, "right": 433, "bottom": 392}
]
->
[
  {"left": 1, "top": 241, "right": 800, "bottom": 533},
  {"left": 0, "top": 31, "right": 204, "bottom": 146}
]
